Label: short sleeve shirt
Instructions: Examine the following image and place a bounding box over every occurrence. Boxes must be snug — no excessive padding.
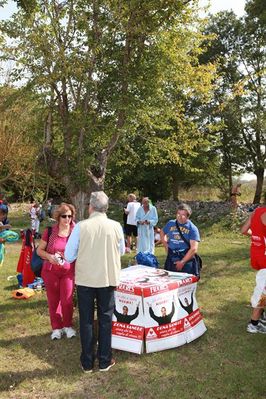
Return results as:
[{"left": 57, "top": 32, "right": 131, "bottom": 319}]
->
[
  {"left": 126, "top": 201, "right": 140, "bottom": 226},
  {"left": 163, "top": 219, "right": 200, "bottom": 251},
  {"left": 42, "top": 227, "right": 74, "bottom": 271}
]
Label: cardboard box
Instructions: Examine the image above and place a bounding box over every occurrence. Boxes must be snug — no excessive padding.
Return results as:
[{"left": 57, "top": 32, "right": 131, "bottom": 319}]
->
[{"left": 112, "top": 265, "right": 206, "bottom": 354}]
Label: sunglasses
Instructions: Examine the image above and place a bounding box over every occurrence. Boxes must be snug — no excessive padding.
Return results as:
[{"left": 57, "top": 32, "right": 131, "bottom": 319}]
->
[{"left": 60, "top": 214, "right": 72, "bottom": 219}]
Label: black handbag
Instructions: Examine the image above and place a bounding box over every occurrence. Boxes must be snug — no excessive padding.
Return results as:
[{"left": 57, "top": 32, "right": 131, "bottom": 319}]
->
[
  {"left": 31, "top": 226, "right": 52, "bottom": 277},
  {"left": 175, "top": 221, "right": 202, "bottom": 278}
]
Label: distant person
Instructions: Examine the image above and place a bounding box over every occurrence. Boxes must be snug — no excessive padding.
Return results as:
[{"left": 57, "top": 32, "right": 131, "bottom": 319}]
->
[
  {"left": 241, "top": 201, "right": 266, "bottom": 334},
  {"left": 0, "top": 208, "right": 10, "bottom": 229},
  {"left": 124, "top": 194, "right": 140, "bottom": 252},
  {"left": 114, "top": 304, "right": 139, "bottom": 324},
  {"left": 0, "top": 195, "right": 9, "bottom": 216},
  {"left": 122, "top": 199, "right": 129, "bottom": 250},
  {"left": 136, "top": 197, "right": 158, "bottom": 254},
  {"left": 160, "top": 203, "right": 200, "bottom": 276},
  {"left": 148, "top": 301, "right": 175, "bottom": 326},
  {"left": 65, "top": 191, "right": 125, "bottom": 373},
  {"left": 0, "top": 196, "right": 10, "bottom": 232},
  {"left": 38, "top": 203, "right": 46, "bottom": 223},
  {"left": 122, "top": 201, "right": 128, "bottom": 232},
  {"left": 47, "top": 198, "right": 54, "bottom": 218},
  {"left": 154, "top": 226, "right": 162, "bottom": 246},
  {"left": 0, "top": 208, "right": 11, "bottom": 259},
  {"left": 29, "top": 201, "right": 41, "bottom": 239},
  {"left": 231, "top": 183, "right": 241, "bottom": 209},
  {"left": 37, "top": 203, "right": 76, "bottom": 340}
]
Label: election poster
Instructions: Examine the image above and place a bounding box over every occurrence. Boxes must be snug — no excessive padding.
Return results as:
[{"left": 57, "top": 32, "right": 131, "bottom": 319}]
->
[{"left": 111, "top": 266, "right": 206, "bottom": 354}]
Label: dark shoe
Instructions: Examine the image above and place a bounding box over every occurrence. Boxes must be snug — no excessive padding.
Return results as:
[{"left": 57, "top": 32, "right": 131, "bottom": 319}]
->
[
  {"left": 99, "top": 359, "right": 116, "bottom": 372},
  {"left": 82, "top": 366, "right": 93, "bottom": 373}
]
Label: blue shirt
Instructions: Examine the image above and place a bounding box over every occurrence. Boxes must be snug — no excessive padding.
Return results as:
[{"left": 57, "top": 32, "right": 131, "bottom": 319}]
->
[{"left": 163, "top": 219, "right": 200, "bottom": 251}]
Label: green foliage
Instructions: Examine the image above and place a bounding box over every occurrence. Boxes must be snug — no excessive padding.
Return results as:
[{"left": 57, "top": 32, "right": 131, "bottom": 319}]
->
[
  {"left": 202, "top": 8, "right": 266, "bottom": 202},
  {"left": 245, "top": 0, "right": 266, "bottom": 26},
  {"left": 0, "top": 86, "right": 39, "bottom": 192},
  {"left": 0, "top": 85, "right": 65, "bottom": 200},
  {"left": 0, "top": 0, "right": 216, "bottom": 209}
]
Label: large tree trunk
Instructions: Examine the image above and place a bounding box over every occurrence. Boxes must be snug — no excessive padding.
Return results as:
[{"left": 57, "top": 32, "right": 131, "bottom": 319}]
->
[
  {"left": 68, "top": 171, "right": 106, "bottom": 221},
  {"left": 70, "top": 190, "right": 91, "bottom": 221},
  {"left": 253, "top": 167, "right": 264, "bottom": 204}
]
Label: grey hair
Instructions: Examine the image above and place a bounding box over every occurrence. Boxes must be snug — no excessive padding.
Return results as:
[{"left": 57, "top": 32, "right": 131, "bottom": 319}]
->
[
  {"left": 128, "top": 193, "right": 136, "bottom": 201},
  {"left": 177, "top": 203, "right": 192, "bottom": 217},
  {"left": 90, "top": 191, "right": 109, "bottom": 212}
]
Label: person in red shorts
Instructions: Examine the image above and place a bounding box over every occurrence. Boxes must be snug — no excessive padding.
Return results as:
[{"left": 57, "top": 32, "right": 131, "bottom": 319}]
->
[{"left": 241, "top": 200, "right": 266, "bottom": 334}]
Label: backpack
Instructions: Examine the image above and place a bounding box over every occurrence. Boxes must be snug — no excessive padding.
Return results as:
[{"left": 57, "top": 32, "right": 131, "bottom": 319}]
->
[
  {"left": 135, "top": 252, "right": 159, "bottom": 268},
  {"left": 31, "top": 226, "right": 52, "bottom": 277}
]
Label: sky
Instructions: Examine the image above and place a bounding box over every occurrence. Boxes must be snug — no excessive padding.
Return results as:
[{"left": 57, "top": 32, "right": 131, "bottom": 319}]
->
[
  {"left": 1, "top": 0, "right": 247, "bottom": 20},
  {"left": 200, "top": 0, "right": 246, "bottom": 17}
]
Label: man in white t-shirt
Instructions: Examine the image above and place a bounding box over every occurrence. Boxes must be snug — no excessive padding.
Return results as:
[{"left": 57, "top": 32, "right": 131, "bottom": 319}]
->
[{"left": 124, "top": 194, "right": 140, "bottom": 252}]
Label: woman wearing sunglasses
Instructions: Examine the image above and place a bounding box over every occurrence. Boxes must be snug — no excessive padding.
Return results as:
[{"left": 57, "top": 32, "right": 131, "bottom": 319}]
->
[{"left": 37, "top": 203, "right": 76, "bottom": 340}]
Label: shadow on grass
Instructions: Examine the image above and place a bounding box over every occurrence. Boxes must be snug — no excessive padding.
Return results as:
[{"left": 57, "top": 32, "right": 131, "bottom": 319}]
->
[
  {"left": 0, "top": 333, "right": 81, "bottom": 392},
  {"left": 0, "top": 297, "right": 48, "bottom": 313},
  {"left": 0, "top": 332, "right": 138, "bottom": 395},
  {"left": 0, "top": 297, "right": 265, "bottom": 398}
]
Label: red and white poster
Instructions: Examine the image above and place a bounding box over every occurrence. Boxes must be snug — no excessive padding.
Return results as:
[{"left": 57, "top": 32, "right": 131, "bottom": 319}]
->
[
  {"left": 111, "top": 266, "right": 206, "bottom": 354},
  {"left": 112, "top": 283, "right": 144, "bottom": 354}
]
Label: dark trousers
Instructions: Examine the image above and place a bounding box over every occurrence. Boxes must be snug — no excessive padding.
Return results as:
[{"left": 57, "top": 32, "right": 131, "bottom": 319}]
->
[
  {"left": 77, "top": 285, "right": 115, "bottom": 370},
  {"left": 164, "top": 248, "right": 195, "bottom": 275}
]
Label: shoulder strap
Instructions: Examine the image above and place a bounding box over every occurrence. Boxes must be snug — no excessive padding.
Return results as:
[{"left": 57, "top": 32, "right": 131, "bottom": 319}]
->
[
  {"left": 47, "top": 226, "right": 52, "bottom": 244},
  {"left": 175, "top": 220, "right": 190, "bottom": 249},
  {"left": 47, "top": 225, "right": 52, "bottom": 237}
]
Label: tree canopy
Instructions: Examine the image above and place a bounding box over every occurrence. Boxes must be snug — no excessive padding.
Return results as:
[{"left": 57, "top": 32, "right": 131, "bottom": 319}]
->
[
  {"left": 0, "top": 0, "right": 217, "bottom": 214},
  {"left": 201, "top": 1, "right": 265, "bottom": 202},
  {"left": 0, "top": 0, "right": 264, "bottom": 206}
]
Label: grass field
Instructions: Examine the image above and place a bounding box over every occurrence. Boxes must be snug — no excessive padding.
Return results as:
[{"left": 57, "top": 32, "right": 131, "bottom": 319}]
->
[{"left": 0, "top": 204, "right": 265, "bottom": 399}]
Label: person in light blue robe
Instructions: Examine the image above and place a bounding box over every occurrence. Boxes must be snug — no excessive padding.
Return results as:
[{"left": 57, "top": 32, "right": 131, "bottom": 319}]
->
[{"left": 135, "top": 197, "right": 158, "bottom": 254}]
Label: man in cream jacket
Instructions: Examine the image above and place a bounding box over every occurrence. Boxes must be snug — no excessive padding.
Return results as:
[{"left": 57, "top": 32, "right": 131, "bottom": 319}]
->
[{"left": 65, "top": 191, "right": 125, "bottom": 372}]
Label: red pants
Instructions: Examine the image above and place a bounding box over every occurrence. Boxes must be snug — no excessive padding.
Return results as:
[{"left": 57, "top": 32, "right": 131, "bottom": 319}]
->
[{"left": 42, "top": 265, "right": 75, "bottom": 330}]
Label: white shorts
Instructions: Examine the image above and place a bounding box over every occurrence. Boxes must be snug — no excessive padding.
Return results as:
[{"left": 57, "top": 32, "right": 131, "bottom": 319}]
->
[{"left": 251, "top": 269, "right": 266, "bottom": 308}]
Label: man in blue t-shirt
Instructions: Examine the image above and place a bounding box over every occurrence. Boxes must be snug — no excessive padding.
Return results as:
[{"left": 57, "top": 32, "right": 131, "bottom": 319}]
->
[{"left": 160, "top": 203, "right": 200, "bottom": 275}]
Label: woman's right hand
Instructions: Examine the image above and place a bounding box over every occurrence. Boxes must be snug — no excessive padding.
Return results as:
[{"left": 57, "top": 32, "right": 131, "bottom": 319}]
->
[{"left": 46, "top": 253, "right": 60, "bottom": 265}]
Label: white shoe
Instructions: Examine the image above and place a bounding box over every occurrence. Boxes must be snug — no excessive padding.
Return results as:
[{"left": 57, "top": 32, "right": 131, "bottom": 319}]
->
[
  {"left": 64, "top": 327, "right": 76, "bottom": 338},
  {"left": 51, "top": 329, "right": 63, "bottom": 340},
  {"left": 247, "top": 322, "right": 266, "bottom": 334}
]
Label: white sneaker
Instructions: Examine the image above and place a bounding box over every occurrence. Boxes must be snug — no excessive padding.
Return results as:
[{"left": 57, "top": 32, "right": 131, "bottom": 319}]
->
[
  {"left": 64, "top": 327, "right": 76, "bottom": 338},
  {"left": 51, "top": 329, "right": 63, "bottom": 340},
  {"left": 247, "top": 322, "right": 266, "bottom": 334}
]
